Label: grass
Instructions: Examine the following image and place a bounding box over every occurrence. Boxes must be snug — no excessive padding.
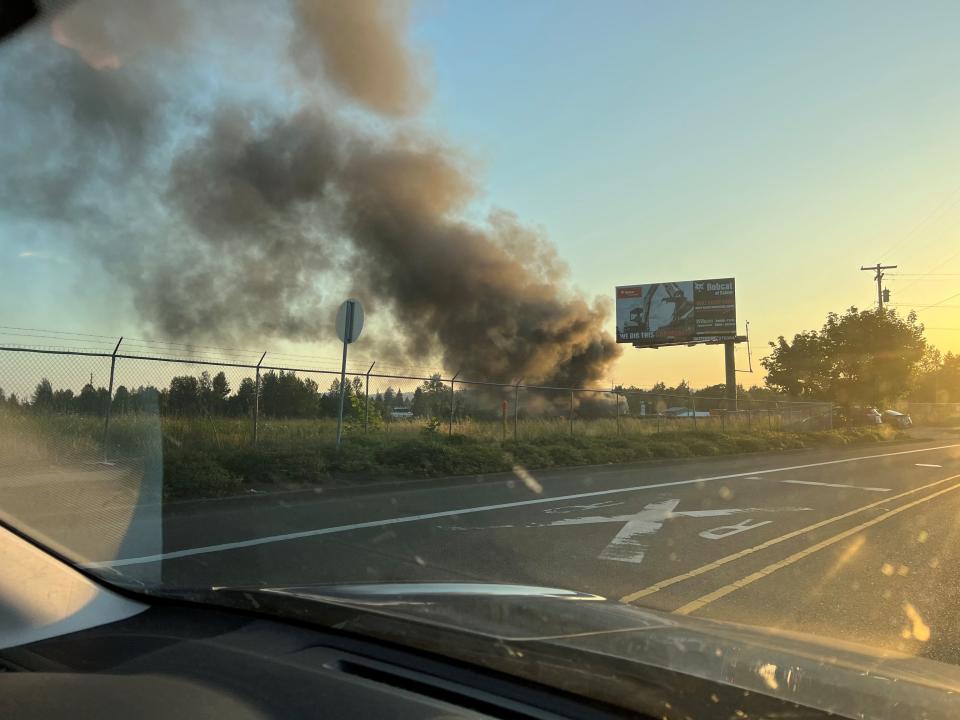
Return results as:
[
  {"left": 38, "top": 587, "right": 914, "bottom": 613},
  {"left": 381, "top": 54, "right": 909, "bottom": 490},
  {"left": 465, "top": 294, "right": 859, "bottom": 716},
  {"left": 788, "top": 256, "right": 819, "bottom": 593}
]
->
[{"left": 0, "top": 409, "right": 899, "bottom": 501}]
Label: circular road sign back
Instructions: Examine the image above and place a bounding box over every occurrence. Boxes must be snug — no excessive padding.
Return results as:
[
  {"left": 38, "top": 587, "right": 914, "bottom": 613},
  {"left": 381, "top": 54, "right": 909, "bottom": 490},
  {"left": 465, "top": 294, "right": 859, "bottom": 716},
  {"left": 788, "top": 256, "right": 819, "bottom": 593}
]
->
[{"left": 335, "top": 299, "right": 365, "bottom": 344}]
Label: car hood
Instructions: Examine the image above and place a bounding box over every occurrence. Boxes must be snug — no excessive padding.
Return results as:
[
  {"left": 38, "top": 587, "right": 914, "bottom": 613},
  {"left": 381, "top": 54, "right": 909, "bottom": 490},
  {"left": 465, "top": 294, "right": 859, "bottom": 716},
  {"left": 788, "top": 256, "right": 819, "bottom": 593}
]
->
[{"left": 234, "top": 582, "right": 960, "bottom": 719}]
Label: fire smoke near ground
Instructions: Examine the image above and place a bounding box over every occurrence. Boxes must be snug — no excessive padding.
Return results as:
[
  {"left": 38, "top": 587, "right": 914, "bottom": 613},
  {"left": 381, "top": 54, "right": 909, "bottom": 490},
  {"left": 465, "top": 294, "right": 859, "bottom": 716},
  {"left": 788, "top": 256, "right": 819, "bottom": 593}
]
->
[{"left": 0, "top": 0, "right": 620, "bottom": 386}]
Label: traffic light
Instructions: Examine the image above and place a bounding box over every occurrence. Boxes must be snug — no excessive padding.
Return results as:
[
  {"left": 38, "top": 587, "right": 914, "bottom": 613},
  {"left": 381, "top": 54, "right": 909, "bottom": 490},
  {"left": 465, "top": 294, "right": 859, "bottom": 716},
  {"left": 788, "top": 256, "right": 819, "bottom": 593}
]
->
[{"left": 882, "top": 288, "right": 890, "bottom": 303}]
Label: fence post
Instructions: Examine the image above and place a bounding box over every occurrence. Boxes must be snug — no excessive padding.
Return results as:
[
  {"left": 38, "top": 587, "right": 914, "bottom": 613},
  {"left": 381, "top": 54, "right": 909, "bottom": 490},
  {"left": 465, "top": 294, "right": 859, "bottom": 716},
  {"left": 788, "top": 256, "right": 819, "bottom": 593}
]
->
[
  {"left": 616, "top": 390, "right": 621, "bottom": 436},
  {"left": 513, "top": 381, "right": 521, "bottom": 442},
  {"left": 364, "top": 361, "right": 375, "bottom": 433},
  {"left": 569, "top": 390, "right": 575, "bottom": 436},
  {"left": 501, "top": 397, "right": 507, "bottom": 441},
  {"left": 101, "top": 336, "right": 123, "bottom": 463},
  {"left": 448, "top": 370, "right": 460, "bottom": 436},
  {"left": 721, "top": 410, "right": 725, "bottom": 433},
  {"left": 691, "top": 394, "right": 697, "bottom": 432},
  {"left": 253, "top": 351, "right": 266, "bottom": 447}
]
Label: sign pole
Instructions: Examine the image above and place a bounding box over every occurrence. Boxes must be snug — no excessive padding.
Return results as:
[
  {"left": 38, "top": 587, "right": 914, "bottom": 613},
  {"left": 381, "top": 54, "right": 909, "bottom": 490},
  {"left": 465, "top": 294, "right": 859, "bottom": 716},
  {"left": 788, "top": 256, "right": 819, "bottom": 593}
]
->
[{"left": 336, "top": 300, "right": 355, "bottom": 448}]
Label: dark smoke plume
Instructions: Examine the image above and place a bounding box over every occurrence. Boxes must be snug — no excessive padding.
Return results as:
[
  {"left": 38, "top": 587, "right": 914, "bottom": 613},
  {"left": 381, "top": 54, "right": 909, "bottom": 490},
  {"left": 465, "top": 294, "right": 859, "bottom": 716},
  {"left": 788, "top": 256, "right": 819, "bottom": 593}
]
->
[
  {"left": 0, "top": 0, "right": 620, "bottom": 385},
  {"left": 291, "top": 0, "right": 426, "bottom": 116}
]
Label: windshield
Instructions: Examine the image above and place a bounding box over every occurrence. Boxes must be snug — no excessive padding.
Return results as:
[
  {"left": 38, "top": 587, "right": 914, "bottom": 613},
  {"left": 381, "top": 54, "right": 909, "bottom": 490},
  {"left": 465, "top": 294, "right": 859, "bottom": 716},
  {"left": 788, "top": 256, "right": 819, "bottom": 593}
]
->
[{"left": 2, "top": 0, "right": 960, "bottom": 714}]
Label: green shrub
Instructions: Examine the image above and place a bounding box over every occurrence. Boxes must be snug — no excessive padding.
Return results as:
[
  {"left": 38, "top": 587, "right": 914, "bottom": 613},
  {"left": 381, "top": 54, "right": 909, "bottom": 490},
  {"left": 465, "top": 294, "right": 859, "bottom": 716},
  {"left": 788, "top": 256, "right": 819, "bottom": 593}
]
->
[
  {"left": 648, "top": 441, "right": 692, "bottom": 458},
  {"left": 163, "top": 452, "right": 243, "bottom": 500},
  {"left": 537, "top": 443, "right": 588, "bottom": 467},
  {"left": 684, "top": 438, "right": 721, "bottom": 456},
  {"left": 216, "top": 448, "right": 330, "bottom": 484},
  {"left": 503, "top": 441, "right": 552, "bottom": 468},
  {"left": 731, "top": 436, "right": 769, "bottom": 453}
]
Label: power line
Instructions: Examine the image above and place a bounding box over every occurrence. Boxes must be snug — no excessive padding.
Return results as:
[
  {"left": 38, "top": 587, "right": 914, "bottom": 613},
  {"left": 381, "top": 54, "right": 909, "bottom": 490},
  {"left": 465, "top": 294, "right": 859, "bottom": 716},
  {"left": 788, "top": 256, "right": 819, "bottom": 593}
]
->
[
  {"left": 890, "top": 304, "right": 960, "bottom": 309},
  {"left": 0, "top": 324, "right": 449, "bottom": 377},
  {"left": 904, "top": 289, "right": 960, "bottom": 313},
  {"left": 891, "top": 240, "right": 960, "bottom": 296},
  {"left": 0, "top": 325, "right": 118, "bottom": 340},
  {"left": 878, "top": 185, "right": 960, "bottom": 260},
  {"left": 888, "top": 273, "right": 960, "bottom": 276}
]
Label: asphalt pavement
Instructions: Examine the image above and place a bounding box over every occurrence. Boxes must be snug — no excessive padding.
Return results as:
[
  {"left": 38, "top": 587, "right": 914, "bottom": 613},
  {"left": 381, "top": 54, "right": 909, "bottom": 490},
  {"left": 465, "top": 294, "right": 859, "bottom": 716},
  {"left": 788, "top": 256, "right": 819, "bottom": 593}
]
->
[{"left": 11, "top": 435, "right": 960, "bottom": 664}]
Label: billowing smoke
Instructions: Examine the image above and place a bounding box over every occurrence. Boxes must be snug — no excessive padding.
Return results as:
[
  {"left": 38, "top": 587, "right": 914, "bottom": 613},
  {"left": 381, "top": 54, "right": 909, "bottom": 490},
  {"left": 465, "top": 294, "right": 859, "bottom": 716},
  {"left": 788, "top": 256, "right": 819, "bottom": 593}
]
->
[
  {"left": 290, "top": 0, "right": 426, "bottom": 116},
  {"left": 0, "top": 0, "right": 620, "bottom": 385}
]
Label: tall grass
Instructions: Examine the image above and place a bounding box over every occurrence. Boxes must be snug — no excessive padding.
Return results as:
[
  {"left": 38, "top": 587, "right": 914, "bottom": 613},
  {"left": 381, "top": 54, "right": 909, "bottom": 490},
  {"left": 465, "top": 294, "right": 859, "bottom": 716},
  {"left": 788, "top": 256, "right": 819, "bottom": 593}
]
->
[{"left": 1, "top": 408, "right": 887, "bottom": 501}]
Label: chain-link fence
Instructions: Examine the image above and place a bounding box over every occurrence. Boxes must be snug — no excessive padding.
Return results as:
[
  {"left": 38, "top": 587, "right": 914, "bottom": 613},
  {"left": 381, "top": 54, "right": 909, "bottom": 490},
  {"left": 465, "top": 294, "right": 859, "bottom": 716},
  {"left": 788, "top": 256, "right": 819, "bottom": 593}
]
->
[
  {"left": 0, "top": 345, "right": 833, "bottom": 465},
  {"left": 902, "top": 402, "right": 960, "bottom": 426}
]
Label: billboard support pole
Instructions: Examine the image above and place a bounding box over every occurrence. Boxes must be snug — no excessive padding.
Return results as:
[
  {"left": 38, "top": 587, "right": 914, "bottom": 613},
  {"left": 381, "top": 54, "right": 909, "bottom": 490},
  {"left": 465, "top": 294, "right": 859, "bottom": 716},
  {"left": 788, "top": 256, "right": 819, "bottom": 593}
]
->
[{"left": 724, "top": 340, "right": 737, "bottom": 411}]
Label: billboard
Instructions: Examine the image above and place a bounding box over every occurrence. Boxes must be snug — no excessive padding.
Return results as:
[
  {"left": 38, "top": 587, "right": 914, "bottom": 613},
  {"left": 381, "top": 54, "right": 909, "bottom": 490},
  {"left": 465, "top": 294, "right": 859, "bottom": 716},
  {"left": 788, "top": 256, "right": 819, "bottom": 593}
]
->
[{"left": 615, "top": 278, "right": 736, "bottom": 345}]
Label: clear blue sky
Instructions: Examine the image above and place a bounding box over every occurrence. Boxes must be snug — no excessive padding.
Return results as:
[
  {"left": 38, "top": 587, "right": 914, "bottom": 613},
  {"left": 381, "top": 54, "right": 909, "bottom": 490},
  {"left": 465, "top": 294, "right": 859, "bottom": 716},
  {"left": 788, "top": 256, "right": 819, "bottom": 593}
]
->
[
  {"left": 3, "top": 1, "right": 959, "bottom": 388},
  {"left": 410, "top": 0, "right": 960, "bottom": 385}
]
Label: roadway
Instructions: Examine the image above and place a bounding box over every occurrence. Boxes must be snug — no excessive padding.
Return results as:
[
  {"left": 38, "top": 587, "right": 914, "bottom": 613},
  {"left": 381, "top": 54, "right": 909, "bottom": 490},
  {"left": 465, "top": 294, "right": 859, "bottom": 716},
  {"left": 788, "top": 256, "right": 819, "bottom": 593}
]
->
[{"left": 11, "top": 435, "right": 960, "bottom": 664}]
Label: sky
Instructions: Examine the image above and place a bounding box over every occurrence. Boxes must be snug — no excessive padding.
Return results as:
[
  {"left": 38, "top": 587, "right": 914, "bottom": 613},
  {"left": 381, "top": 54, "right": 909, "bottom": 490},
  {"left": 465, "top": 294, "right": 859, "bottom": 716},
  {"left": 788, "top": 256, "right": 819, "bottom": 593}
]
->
[{"left": 2, "top": 0, "right": 959, "bottom": 390}]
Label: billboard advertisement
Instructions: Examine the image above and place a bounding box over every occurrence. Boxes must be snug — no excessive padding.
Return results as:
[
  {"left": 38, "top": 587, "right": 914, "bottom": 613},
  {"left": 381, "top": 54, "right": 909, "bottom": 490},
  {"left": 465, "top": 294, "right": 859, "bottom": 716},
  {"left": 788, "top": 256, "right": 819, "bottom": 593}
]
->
[{"left": 615, "top": 278, "right": 736, "bottom": 345}]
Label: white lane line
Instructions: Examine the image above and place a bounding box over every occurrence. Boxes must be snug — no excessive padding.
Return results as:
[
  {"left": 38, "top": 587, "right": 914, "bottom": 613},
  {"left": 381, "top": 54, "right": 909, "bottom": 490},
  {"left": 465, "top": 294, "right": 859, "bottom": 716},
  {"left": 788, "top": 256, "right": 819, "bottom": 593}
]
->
[
  {"left": 83, "top": 443, "right": 960, "bottom": 569},
  {"left": 916, "top": 463, "right": 943, "bottom": 468},
  {"left": 780, "top": 479, "right": 890, "bottom": 492}
]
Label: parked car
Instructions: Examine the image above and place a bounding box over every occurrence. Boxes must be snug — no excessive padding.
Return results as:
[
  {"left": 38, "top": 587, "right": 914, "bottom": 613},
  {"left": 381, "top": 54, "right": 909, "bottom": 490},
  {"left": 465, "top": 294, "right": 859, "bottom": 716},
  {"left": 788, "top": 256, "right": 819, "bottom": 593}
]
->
[
  {"left": 661, "top": 406, "right": 711, "bottom": 418},
  {"left": 832, "top": 406, "right": 882, "bottom": 427},
  {"left": 882, "top": 409, "right": 913, "bottom": 428}
]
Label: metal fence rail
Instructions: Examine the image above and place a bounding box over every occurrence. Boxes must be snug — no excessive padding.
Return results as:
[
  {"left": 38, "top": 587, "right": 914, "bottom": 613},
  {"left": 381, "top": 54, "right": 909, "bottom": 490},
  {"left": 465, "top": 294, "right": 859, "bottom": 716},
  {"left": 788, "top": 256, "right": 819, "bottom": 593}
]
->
[{"left": 0, "top": 345, "right": 833, "bottom": 458}]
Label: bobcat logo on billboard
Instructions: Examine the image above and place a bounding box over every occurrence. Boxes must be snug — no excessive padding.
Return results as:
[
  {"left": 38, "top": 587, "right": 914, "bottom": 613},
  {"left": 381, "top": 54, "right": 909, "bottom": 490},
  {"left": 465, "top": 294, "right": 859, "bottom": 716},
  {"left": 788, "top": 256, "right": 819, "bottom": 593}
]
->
[{"left": 615, "top": 278, "right": 736, "bottom": 346}]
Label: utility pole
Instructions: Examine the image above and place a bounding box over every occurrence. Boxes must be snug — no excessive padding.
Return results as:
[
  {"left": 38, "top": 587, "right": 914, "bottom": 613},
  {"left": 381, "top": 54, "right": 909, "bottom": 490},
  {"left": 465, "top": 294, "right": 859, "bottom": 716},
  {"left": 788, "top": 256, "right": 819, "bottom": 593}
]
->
[{"left": 861, "top": 263, "right": 896, "bottom": 309}]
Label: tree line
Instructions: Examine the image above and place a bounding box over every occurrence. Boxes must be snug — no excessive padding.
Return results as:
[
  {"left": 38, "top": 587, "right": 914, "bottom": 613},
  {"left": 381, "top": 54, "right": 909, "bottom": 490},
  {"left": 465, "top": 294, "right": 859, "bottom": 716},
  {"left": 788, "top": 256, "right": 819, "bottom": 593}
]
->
[
  {"left": 3, "top": 370, "right": 419, "bottom": 421},
  {"left": 4, "top": 368, "right": 780, "bottom": 422},
  {"left": 2, "top": 307, "right": 956, "bottom": 420}
]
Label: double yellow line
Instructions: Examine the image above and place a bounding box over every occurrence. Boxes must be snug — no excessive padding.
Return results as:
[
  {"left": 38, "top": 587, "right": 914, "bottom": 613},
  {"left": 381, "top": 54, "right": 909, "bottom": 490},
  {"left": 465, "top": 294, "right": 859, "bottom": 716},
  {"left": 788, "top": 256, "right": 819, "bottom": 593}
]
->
[{"left": 620, "top": 474, "right": 960, "bottom": 614}]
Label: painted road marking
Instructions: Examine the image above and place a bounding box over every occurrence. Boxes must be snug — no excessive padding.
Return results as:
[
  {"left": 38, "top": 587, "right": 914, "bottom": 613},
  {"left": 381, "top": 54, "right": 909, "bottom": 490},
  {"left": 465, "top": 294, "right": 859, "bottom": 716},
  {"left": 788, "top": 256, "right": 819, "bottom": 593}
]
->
[
  {"left": 599, "top": 499, "right": 680, "bottom": 564},
  {"left": 449, "top": 500, "right": 809, "bottom": 563},
  {"left": 594, "top": 501, "right": 807, "bottom": 564},
  {"left": 780, "top": 479, "right": 890, "bottom": 492},
  {"left": 916, "top": 463, "right": 943, "bottom": 468},
  {"left": 674, "top": 479, "right": 960, "bottom": 616},
  {"left": 84, "top": 444, "right": 960, "bottom": 569},
  {"left": 699, "top": 519, "right": 772, "bottom": 540},
  {"left": 619, "top": 473, "right": 960, "bottom": 604}
]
